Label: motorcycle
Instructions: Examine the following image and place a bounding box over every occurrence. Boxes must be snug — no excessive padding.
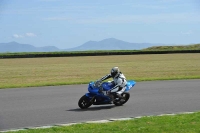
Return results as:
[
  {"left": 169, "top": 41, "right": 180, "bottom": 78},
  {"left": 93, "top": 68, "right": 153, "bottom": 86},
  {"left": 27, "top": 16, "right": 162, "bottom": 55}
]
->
[{"left": 78, "top": 80, "right": 136, "bottom": 109}]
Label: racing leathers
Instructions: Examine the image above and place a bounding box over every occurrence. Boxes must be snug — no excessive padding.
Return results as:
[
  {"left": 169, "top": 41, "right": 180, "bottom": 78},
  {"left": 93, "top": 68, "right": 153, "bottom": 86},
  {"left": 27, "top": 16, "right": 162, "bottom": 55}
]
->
[{"left": 99, "top": 72, "right": 127, "bottom": 101}]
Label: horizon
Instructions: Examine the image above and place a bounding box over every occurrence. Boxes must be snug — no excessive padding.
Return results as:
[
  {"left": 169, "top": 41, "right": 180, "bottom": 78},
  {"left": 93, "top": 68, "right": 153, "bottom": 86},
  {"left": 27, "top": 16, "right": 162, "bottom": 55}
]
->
[
  {"left": 1, "top": 38, "right": 199, "bottom": 50},
  {"left": 0, "top": 0, "right": 200, "bottom": 49}
]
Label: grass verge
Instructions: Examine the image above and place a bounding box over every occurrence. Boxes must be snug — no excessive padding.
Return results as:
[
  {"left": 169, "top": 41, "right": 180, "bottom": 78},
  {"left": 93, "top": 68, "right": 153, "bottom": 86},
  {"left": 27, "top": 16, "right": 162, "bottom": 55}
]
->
[{"left": 5, "top": 112, "right": 200, "bottom": 133}]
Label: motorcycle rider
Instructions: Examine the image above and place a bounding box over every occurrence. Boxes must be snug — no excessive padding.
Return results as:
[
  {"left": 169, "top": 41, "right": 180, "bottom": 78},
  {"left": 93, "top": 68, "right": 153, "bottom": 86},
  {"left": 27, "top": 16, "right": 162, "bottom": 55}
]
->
[{"left": 98, "top": 67, "right": 127, "bottom": 102}]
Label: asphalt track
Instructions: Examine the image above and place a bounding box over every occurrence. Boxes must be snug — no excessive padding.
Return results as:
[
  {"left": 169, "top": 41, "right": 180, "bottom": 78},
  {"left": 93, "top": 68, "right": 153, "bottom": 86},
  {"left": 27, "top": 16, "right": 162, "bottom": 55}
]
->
[{"left": 0, "top": 80, "right": 200, "bottom": 131}]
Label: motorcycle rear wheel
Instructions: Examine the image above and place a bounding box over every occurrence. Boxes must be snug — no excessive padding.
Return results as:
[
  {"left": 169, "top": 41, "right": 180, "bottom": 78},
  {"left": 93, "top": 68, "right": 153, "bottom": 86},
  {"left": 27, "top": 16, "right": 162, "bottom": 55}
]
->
[
  {"left": 114, "top": 92, "right": 130, "bottom": 106},
  {"left": 78, "top": 95, "right": 92, "bottom": 109}
]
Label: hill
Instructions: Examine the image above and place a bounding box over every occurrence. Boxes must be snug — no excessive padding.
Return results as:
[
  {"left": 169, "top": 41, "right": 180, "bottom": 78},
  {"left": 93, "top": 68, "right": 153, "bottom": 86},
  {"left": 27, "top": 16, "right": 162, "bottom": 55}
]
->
[
  {"left": 2, "top": 38, "right": 195, "bottom": 53},
  {"left": 65, "top": 38, "right": 163, "bottom": 51},
  {"left": 0, "top": 42, "right": 60, "bottom": 53}
]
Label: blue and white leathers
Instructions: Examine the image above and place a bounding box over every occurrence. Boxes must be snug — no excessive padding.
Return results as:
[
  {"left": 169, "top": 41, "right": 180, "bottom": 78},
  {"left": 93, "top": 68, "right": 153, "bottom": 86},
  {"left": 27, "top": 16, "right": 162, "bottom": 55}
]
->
[{"left": 100, "top": 72, "right": 127, "bottom": 95}]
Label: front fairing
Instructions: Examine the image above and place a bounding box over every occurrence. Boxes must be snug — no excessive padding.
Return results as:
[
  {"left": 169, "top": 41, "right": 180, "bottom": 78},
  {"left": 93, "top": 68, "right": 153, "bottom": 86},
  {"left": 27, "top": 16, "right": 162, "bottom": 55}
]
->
[
  {"left": 88, "top": 81, "right": 99, "bottom": 94},
  {"left": 87, "top": 81, "right": 112, "bottom": 103}
]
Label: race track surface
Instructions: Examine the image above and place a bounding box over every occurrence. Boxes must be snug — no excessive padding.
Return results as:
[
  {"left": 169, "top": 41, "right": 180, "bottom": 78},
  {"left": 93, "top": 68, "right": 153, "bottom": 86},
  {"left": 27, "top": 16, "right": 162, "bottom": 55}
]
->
[{"left": 0, "top": 80, "right": 200, "bottom": 131}]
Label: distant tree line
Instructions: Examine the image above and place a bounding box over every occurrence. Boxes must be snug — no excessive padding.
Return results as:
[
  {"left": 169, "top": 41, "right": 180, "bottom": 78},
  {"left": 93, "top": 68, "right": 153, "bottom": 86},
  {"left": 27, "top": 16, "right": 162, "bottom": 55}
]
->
[{"left": 0, "top": 50, "right": 200, "bottom": 59}]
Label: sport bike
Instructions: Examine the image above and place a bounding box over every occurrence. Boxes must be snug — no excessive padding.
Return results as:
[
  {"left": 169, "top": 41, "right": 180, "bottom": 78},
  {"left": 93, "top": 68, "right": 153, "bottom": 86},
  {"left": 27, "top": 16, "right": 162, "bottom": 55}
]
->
[{"left": 78, "top": 80, "right": 136, "bottom": 109}]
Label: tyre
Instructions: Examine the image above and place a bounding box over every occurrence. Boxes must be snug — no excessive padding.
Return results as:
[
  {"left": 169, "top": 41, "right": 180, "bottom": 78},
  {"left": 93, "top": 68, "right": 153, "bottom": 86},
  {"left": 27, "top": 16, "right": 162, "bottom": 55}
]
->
[
  {"left": 78, "top": 95, "right": 92, "bottom": 109},
  {"left": 114, "top": 92, "right": 130, "bottom": 106}
]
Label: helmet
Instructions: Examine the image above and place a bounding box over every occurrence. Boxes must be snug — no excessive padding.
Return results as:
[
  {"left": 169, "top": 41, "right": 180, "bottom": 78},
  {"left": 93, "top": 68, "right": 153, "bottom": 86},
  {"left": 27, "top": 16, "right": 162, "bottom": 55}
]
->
[{"left": 110, "top": 67, "right": 120, "bottom": 78}]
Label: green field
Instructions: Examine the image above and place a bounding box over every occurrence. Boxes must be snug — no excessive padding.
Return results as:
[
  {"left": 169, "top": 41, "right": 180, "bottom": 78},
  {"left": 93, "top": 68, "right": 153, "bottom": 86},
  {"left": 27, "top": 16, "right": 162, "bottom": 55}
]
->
[{"left": 0, "top": 53, "right": 200, "bottom": 88}]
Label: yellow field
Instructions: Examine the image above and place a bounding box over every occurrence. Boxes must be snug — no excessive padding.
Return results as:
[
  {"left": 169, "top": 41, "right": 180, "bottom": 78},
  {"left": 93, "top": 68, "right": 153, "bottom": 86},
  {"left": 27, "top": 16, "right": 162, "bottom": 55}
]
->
[{"left": 0, "top": 53, "right": 200, "bottom": 88}]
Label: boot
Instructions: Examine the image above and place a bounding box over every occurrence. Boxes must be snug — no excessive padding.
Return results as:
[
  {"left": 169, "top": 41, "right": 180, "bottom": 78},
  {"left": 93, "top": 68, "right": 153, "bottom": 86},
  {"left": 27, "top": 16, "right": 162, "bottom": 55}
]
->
[
  {"left": 108, "top": 94, "right": 115, "bottom": 104},
  {"left": 115, "top": 94, "right": 122, "bottom": 101}
]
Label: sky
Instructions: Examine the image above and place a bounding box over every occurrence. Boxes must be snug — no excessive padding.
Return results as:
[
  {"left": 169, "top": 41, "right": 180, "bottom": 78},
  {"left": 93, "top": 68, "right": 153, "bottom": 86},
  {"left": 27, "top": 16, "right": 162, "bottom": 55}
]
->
[{"left": 0, "top": 0, "right": 200, "bottom": 49}]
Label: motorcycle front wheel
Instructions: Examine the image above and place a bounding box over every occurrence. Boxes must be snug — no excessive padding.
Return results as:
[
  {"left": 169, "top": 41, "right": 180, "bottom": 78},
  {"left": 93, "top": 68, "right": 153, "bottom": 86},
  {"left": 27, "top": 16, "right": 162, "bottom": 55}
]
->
[{"left": 78, "top": 95, "right": 92, "bottom": 109}]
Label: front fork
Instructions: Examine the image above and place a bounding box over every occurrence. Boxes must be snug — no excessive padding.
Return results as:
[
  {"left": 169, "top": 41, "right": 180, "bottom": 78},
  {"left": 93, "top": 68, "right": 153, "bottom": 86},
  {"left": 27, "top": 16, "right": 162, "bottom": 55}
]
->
[{"left": 85, "top": 93, "right": 96, "bottom": 103}]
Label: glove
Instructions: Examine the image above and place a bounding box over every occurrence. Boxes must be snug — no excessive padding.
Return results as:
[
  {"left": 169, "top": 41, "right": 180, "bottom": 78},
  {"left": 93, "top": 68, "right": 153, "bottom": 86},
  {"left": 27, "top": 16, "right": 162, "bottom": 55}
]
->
[
  {"left": 95, "top": 80, "right": 102, "bottom": 87},
  {"left": 106, "top": 90, "right": 111, "bottom": 95},
  {"left": 98, "top": 87, "right": 103, "bottom": 93}
]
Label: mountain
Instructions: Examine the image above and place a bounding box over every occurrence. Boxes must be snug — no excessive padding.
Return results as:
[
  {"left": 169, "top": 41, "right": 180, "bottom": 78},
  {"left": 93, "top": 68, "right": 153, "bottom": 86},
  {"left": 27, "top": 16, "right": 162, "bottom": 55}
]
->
[
  {"left": 0, "top": 38, "right": 165, "bottom": 53},
  {"left": 65, "top": 38, "right": 164, "bottom": 51},
  {"left": 0, "top": 42, "right": 60, "bottom": 53}
]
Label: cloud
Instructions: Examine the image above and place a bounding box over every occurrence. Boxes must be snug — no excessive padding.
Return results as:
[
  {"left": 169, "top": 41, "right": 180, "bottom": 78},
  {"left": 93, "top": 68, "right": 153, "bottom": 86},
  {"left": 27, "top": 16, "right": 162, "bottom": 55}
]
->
[
  {"left": 84, "top": 13, "right": 200, "bottom": 24},
  {"left": 43, "top": 11, "right": 200, "bottom": 24},
  {"left": 13, "top": 34, "right": 24, "bottom": 38},
  {"left": 44, "top": 17, "right": 72, "bottom": 21},
  {"left": 12, "top": 33, "right": 37, "bottom": 38},
  {"left": 38, "top": 0, "right": 62, "bottom": 2},
  {"left": 25, "top": 33, "right": 37, "bottom": 37},
  {"left": 159, "top": 0, "right": 180, "bottom": 3},
  {"left": 181, "top": 31, "right": 193, "bottom": 35},
  {"left": 131, "top": 4, "right": 167, "bottom": 9}
]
